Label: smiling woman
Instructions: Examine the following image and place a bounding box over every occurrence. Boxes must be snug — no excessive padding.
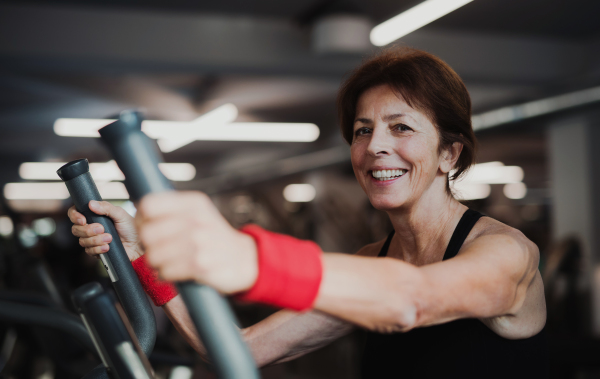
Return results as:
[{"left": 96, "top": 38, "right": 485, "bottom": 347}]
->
[
  {"left": 66, "top": 47, "right": 547, "bottom": 379},
  {"left": 338, "top": 47, "right": 476, "bottom": 193}
]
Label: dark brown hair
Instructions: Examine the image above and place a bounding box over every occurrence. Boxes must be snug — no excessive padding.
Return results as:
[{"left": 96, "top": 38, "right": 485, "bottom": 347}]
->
[{"left": 337, "top": 47, "right": 476, "bottom": 183}]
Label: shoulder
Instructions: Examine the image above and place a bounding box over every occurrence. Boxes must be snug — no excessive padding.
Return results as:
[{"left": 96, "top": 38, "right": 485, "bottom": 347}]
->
[
  {"left": 462, "top": 216, "right": 539, "bottom": 269},
  {"left": 355, "top": 237, "right": 389, "bottom": 258},
  {"left": 461, "top": 217, "right": 539, "bottom": 254}
]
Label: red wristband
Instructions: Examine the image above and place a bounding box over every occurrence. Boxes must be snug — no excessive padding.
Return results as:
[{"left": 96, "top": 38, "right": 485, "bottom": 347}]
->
[
  {"left": 132, "top": 255, "right": 178, "bottom": 307},
  {"left": 236, "top": 224, "right": 323, "bottom": 311}
]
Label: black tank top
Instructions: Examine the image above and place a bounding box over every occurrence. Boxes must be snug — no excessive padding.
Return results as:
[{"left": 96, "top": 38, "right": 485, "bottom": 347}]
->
[{"left": 361, "top": 209, "right": 548, "bottom": 379}]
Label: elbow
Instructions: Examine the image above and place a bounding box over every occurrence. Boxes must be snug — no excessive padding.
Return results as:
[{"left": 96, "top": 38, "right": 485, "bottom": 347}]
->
[
  {"left": 369, "top": 262, "right": 423, "bottom": 333},
  {"left": 370, "top": 297, "right": 419, "bottom": 334}
]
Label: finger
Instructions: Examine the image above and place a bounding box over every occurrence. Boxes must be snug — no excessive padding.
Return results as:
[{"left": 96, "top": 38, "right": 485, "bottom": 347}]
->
[
  {"left": 138, "top": 216, "right": 188, "bottom": 248},
  {"left": 72, "top": 223, "right": 104, "bottom": 238},
  {"left": 137, "top": 191, "right": 214, "bottom": 221},
  {"left": 79, "top": 233, "right": 112, "bottom": 248},
  {"left": 84, "top": 244, "right": 110, "bottom": 256},
  {"left": 68, "top": 206, "right": 87, "bottom": 226},
  {"left": 89, "top": 200, "right": 133, "bottom": 224},
  {"left": 144, "top": 231, "right": 192, "bottom": 268},
  {"left": 157, "top": 259, "right": 197, "bottom": 283}
]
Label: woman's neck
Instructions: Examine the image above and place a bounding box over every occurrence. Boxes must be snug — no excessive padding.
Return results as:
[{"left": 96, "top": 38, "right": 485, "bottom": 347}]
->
[{"left": 386, "top": 182, "right": 467, "bottom": 265}]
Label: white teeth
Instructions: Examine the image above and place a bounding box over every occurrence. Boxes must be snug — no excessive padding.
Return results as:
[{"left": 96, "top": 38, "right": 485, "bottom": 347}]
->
[{"left": 371, "top": 169, "right": 407, "bottom": 181}]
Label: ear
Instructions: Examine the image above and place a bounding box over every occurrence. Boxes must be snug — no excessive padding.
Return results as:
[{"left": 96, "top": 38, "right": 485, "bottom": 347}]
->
[{"left": 439, "top": 142, "right": 463, "bottom": 174}]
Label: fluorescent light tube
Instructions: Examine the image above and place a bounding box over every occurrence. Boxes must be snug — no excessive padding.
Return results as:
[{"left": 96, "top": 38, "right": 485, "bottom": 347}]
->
[
  {"left": 4, "top": 183, "right": 70, "bottom": 200},
  {"left": 370, "top": 0, "right": 474, "bottom": 46},
  {"left": 54, "top": 107, "right": 320, "bottom": 151},
  {"left": 451, "top": 182, "right": 491, "bottom": 200},
  {"left": 154, "top": 103, "right": 238, "bottom": 152},
  {"left": 283, "top": 184, "right": 316, "bottom": 202},
  {"left": 19, "top": 161, "right": 196, "bottom": 182},
  {"left": 3, "top": 182, "right": 130, "bottom": 200},
  {"left": 472, "top": 85, "right": 600, "bottom": 131}
]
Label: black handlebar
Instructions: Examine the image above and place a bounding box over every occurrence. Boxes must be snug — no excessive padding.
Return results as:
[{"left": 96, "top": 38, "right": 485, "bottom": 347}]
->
[
  {"left": 73, "top": 282, "right": 154, "bottom": 379},
  {"left": 0, "top": 299, "right": 96, "bottom": 354},
  {"left": 98, "top": 111, "right": 260, "bottom": 379},
  {"left": 57, "top": 159, "right": 157, "bottom": 357}
]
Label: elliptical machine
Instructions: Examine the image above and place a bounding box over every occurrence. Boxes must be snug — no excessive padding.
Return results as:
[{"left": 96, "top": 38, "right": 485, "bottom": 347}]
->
[{"left": 56, "top": 110, "right": 260, "bottom": 379}]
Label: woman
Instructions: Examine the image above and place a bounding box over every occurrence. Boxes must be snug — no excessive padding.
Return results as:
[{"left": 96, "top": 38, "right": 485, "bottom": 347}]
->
[{"left": 68, "top": 48, "right": 547, "bottom": 378}]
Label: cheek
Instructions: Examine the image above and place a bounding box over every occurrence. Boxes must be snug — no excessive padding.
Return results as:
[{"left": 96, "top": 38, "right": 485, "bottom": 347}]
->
[
  {"left": 404, "top": 139, "right": 439, "bottom": 174},
  {"left": 350, "top": 144, "right": 365, "bottom": 169}
]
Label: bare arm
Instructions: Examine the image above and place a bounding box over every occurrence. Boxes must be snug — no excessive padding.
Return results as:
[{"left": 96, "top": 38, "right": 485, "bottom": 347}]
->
[
  {"left": 314, "top": 232, "right": 544, "bottom": 337},
  {"left": 162, "top": 295, "right": 353, "bottom": 367}
]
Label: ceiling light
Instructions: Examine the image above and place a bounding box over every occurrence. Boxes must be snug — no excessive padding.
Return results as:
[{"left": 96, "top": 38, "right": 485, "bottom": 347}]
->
[
  {"left": 3, "top": 182, "right": 129, "bottom": 200},
  {"left": 155, "top": 103, "right": 238, "bottom": 152},
  {"left": 32, "top": 217, "right": 56, "bottom": 236},
  {"left": 96, "top": 182, "right": 129, "bottom": 199},
  {"left": 472, "top": 85, "right": 600, "bottom": 131},
  {"left": 54, "top": 117, "right": 319, "bottom": 150},
  {"left": 0, "top": 216, "right": 14, "bottom": 237},
  {"left": 370, "top": 0, "right": 474, "bottom": 46},
  {"left": 4, "top": 183, "right": 70, "bottom": 200},
  {"left": 503, "top": 182, "right": 527, "bottom": 200},
  {"left": 283, "top": 184, "right": 316, "bottom": 203},
  {"left": 451, "top": 182, "right": 491, "bottom": 201},
  {"left": 178, "top": 123, "right": 320, "bottom": 142},
  {"left": 19, "top": 161, "right": 195, "bottom": 181},
  {"left": 460, "top": 162, "right": 524, "bottom": 184}
]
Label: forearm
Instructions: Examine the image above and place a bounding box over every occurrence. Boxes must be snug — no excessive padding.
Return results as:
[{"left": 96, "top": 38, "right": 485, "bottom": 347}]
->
[
  {"left": 314, "top": 253, "right": 425, "bottom": 333},
  {"left": 161, "top": 295, "right": 209, "bottom": 359},
  {"left": 313, "top": 247, "right": 533, "bottom": 333},
  {"left": 243, "top": 309, "right": 353, "bottom": 366},
  {"left": 162, "top": 295, "right": 353, "bottom": 367}
]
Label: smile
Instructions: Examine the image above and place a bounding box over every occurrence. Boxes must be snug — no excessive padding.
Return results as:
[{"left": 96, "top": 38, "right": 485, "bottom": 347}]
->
[{"left": 370, "top": 169, "right": 408, "bottom": 181}]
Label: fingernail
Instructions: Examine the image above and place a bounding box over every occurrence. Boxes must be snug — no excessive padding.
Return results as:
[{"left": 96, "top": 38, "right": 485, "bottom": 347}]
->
[
  {"left": 94, "top": 226, "right": 103, "bottom": 234},
  {"left": 101, "top": 245, "right": 109, "bottom": 252},
  {"left": 78, "top": 218, "right": 86, "bottom": 225},
  {"left": 103, "top": 235, "right": 112, "bottom": 243}
]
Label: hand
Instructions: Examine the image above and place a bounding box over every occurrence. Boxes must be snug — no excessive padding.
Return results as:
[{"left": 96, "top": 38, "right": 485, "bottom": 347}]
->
[
  {"left": 68, "top": 200, "right": 144, "bottom": 262},
  {"left": 136, "top": 191, "right": 258, "bottom": 295}
]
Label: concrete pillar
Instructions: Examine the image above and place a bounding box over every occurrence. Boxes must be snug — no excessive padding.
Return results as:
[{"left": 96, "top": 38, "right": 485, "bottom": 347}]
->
[{"left": 548, "top": 115, "right": 600, "bottom": 334}]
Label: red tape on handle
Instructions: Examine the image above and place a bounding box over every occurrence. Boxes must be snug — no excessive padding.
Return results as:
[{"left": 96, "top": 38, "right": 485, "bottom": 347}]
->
[{"left": 237, "top": 225, "right": 323, "bottom": 311}]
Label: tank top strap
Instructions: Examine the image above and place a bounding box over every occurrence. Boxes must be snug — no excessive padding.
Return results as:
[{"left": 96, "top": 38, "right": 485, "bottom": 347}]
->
[
  {"left": 376, "top": 209, "right": 485, "bottom": 259},
  {"left": 443, "top": 209, "right": 485, "bottom": 260},
  {"left": 377, "top": 230, "right": 395, "bottom": 257}
]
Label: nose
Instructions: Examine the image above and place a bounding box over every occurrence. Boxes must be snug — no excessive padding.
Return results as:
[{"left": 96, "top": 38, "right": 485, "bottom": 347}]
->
[{"left": 366, "top": 127, "right": 391, "bottom": 157}]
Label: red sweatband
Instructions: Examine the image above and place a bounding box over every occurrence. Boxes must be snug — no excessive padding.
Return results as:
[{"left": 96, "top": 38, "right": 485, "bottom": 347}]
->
[
  {"left": 131, "top": 255, "right": 178, "bottom": 307},
  {"left": 236, "top": 224, "right": 323, "bottom": 311}
]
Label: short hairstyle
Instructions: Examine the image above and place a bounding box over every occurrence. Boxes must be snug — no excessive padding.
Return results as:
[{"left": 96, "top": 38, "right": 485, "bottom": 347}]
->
[{"left": 337, "top": 47, "right": 476, "bottom": 184}]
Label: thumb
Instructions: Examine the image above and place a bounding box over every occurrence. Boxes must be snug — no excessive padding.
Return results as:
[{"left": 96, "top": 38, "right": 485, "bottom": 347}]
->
[{"left": 89, "top": 200, "right": 131, "bottom": 224}]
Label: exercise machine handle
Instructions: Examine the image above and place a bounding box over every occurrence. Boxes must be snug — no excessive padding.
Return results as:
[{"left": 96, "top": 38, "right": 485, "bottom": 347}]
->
[
  {"left": 57, "top": 159, "right": 157, "bottom": 356},
  {"left": 99, "top": 110, "right": 260, "bottom": 379},
  {"left": 73, "top": 282, "right": 154, "bottom": 379}
]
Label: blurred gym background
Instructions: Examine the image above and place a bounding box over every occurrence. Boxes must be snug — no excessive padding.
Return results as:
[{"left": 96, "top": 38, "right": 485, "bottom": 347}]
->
[{"left": 1, "top": 0, "right": 599, "bottom": 378}]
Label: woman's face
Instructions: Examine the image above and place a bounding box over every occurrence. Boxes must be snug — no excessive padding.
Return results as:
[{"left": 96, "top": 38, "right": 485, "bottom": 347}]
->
[{"left": 350, "top": 84, "right": 449, "bottom": 211}]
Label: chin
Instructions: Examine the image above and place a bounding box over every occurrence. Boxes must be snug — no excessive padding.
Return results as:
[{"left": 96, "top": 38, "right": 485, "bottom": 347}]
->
[{"left": 369, "top": 195, "right": 408, "bottom": 212}]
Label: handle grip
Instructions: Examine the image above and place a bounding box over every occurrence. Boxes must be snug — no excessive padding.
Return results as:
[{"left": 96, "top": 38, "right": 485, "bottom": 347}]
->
[
  {"left": 99, "top": 110, "right": 260, "bottom": 379},
  {"left": 73, "top": 283, "right": 154, "bottom": 379},
  {"left": 58, "top": 159, "right": 157, "bottom": 357}
]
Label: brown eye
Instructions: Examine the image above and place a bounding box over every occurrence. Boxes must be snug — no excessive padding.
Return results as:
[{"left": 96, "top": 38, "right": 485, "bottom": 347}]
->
[
  {"left": 395, "top": 124, "right": 413, "bottom": 132},
  {"left": 354, "top": 127, "right": 372, "bottom": 137}
]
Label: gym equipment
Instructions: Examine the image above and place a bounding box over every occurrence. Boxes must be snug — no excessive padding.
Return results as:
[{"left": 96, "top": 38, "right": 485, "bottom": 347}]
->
[
  {"left": 58, "top": 158, "right": 157, "bottom": 379},
  {"left": 72, "top": 282, "right": 153, "bottom": 379},
  {"left": 57, "top": 159, "right": 157, "bottom": 356},
  {"left": 99, "top": 110, "right": 259, "bottom": 379}
]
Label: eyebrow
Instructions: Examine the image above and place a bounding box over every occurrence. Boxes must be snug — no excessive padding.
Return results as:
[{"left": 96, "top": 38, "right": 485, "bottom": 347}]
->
[{"left": 354, "top": 113, "right": 405, "bottom": 124}]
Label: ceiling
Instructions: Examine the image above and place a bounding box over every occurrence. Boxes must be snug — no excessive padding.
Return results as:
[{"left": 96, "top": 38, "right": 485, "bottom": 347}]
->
[{"left": 0, "top": 0, "right": 599, "bottom": 196}]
